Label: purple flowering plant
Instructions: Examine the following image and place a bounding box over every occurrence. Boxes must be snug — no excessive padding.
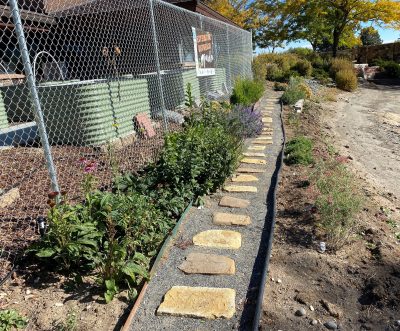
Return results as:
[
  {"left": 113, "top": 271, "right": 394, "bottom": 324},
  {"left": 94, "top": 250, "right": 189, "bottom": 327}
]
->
[{"left": 230, "top": 104, "right": 263, "bottom": 138}]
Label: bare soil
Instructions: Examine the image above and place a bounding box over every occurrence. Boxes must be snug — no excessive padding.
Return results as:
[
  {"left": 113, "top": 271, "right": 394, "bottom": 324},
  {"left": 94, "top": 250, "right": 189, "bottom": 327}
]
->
[{"left": 261, "top": 83, "right": 400, "bottom": 331}]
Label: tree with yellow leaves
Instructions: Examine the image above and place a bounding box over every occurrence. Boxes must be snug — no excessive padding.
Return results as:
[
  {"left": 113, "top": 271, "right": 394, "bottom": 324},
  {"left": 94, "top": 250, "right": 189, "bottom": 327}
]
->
[
  {"left": 204, "top": 0, "right": 255, "bottom": 29},
  {"left": 254, "top": 0, "right": 400, "bottom": 56}
]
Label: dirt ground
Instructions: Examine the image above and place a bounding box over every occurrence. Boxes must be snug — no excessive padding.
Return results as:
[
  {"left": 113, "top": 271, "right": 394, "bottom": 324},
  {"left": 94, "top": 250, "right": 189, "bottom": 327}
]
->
[{"left": 261, "top": 82, "right": 400, "bottom": 331}]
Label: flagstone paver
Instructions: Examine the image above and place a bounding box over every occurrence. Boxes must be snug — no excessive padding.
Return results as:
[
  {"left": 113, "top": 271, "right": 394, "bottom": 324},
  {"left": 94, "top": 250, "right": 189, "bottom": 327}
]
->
[
  {"left": 248, "top": 145, "right": 266, "bottom": 151},
  {"left": 157, "top": 286, "right": 236, "bottom": 319},
  {"left": 241, "top": 158, "right": 267, "bottom": 165},
  {"left": 252, "top": 140, "right": 272, "bottom": 145},
  {"left": 236, "top": 167, "right": 265, "bottom": 173},
  {"left": 178, "top": 253, "right": 235, "bottom": 275},
  {"left": 231, "top": 174, "right": 259, "bottom": 182},
  {"left": 213, "top": 212, "right": 251, "bottom": 226},
  {"left": 219, "top": 196, "right": 250, "bottom": 208},
  {"left": 192, "top": 230, "right": 242, "bottom": 249},
  {"left": 224, "top": 185, "right": 258, "bottom": 193},
  {"left": 242, "top": 152, "right": 266, "bottom": 158}
]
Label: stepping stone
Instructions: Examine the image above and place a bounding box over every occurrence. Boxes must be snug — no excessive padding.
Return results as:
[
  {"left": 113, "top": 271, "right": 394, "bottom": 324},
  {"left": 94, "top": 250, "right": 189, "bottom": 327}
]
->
[
  {"left": 248, "top": 145, "right": 265, "bottom": 151},
  {"left": 157, "top": 286, "right": 235, "bottom": 319},
  {"left": 232, "top": 174, "right": 259, "bottom": 182},
  {"left": 193, "top": 230, "right": 242, "bottom": 249},
  {"left": 178, "top": 253, "right": 235, "bottom": 275},
  {"left": 241, "top": 158, "right": 266, "bottom": 165},
  {"left": 219, "top": 196, "right": 250, "bottom": 208},
  {"left": 213, "top": 212, "right": 251, "bottom": 226},
  {"left": 0, "top": 188, "right": 20, "bottom": 209},
  {"left": 243, "top": 152, "right": 266, "bottom": 158},
  {"left": 262, "top": 117, "right": 273, "bottom": 123},
  {"left": 256, "top": 136, "right": 272, "bottom": 140},
  {"left": 237, "top": 167, "right": 264, "bottom": 173},
  {"left": 224, "top": 185, "right": 258, "bottom": 193},
  {"left": 253, "top": 141, "right": 272, "bottom": 145}
]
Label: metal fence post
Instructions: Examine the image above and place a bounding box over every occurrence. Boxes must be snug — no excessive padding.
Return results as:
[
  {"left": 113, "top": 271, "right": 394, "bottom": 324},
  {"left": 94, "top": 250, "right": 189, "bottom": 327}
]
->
[
  {"left": 226, "top": 25, "right": 232, "bottom": 91},
  {"left": 9, "top": 0, "right": 60, "bottom": 193},
  {"left": 149, "top": 0, "right": 168, "bottom": 132}
]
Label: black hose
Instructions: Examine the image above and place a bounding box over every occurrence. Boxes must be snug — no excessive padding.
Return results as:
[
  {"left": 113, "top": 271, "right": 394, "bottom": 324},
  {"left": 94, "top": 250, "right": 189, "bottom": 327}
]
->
[{"left": 251, "top": 100, "right": 286, "bottom": 331}]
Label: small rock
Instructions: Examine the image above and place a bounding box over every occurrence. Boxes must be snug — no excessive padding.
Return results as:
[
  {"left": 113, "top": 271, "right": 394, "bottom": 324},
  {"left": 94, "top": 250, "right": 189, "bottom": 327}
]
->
[
  {"left": 24, "top": 294, "right": 35, "bottom": 301},
  {"left": 271, "top": 277, "right": 275, "bottom": 282},
  {"left": 324, "top": 321, "right": 338, "bottom": 330},
  {"left": 277, "top": 279, "right": 282, "bottom": 284},
  {"left": 396, "top": 320, "right": 400, "bottom": 326},
  {"left": 11, "top": 271, "right": 17, "bottom": 280},
  {"left": 309, "top": 305, "right": 315, "bottom": 311},
  {"left": 318, "top": 242, "right": 326, "bottom": 253},
  {"left": 321, "top": 299, "right": 343, "bottom": 318},
  {"left": 311, "top": 319, "right": 318, "bottom": 325},
  {"left": 295, "top": 308, "right": 306, "bottom": 317},
  {"left": 26, "top": 289, "right": 31, "bottom": 295},
  {"left": 54, "top": 302, "right": 64, "bottom": 307}
]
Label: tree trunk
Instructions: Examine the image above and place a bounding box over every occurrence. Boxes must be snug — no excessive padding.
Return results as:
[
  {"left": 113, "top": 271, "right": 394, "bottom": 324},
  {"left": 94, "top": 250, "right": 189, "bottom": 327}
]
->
[{"left": 332, "top": 29, "right": 340, "bottom": 58}]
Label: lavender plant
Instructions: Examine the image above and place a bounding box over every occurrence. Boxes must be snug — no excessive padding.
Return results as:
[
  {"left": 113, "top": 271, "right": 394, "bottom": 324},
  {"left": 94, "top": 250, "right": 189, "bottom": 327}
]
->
[{"left": 230, "top": 105, "right": 263, "bottom": 138}]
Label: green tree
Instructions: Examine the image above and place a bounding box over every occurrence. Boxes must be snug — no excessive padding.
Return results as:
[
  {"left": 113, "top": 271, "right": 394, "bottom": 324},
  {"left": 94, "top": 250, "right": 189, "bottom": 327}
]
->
[
  {"left": 360, "top": 27, "right": 383, "bottom": 45},
  {"left": 205, "top": 0, "right": 255, "bottom": 29}
]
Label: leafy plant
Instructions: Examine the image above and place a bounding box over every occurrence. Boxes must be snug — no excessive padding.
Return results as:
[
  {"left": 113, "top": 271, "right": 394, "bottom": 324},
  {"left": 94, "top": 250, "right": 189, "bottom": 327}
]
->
[
  {"left": 29, "top": 203, "right": 102, "bottom": 270},
  {"left": 230, "top": 78, "right": 264, "bottom": 106},
  {"left": 374, "top": 60, "right": 400, "bottom": 78},
  {"left": 53, "top": 309, "right": 77, "bottom": 331},
  {"left": 285, "top": 136, "right": 314, "bottom": 165},
  {"left": 0, "top": 310, "right": 28, "bottom": 331},
  {"left": 185, "top": 83, "right": 195, "bottom": 108},
  {"left": 115, "top": 102, "right": 243, "bottom": 212}
]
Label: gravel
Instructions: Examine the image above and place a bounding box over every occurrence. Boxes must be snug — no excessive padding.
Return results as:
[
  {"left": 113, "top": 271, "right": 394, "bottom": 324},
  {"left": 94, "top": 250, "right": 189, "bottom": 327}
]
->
[{"left": 129, "top": 92, "right": 283, "bottom": 331}]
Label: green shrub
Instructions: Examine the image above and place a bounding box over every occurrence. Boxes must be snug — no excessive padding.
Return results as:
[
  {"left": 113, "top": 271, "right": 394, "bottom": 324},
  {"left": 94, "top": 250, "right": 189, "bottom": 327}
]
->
[
  {"left": 329, "top": 58, "right": 354, "bottom": 77},
  {"left": 313, "top": 161, "right": 363, "bottom": 250},
  {"left": 274, "top": 81, "right": 288, "bottom": 91},
  {"left": 230, "top": 78, "right": 264, "bottom": 106},
  {"left": 266, "top": 63, "right": 285, "bottom": 81},
  {"left": 335, "top": 69, "right": 358, "bottom": 91},
  {"left": 252, "top": 56, "right": 267, "bottom": 82},
  {"left": 379, "top": 60, "right": 400, "bottom": 78},
  {"left": 294, "top": 59, "right": 313, "bottom": 77},
  {"left": 281, "top": 77, "right": 306, "bottom": 105},
  {"left": 285, "top": 136, "right": 314, "bottom": 165},
  {"left": 116, "top": 102, "right": 243, "bottom": 213}
]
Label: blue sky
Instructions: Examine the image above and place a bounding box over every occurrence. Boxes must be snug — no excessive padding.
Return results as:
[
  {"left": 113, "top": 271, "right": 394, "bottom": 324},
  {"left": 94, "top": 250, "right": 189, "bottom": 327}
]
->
[{"left": 258, "top": 25, "right": 400, "bottom": 53}]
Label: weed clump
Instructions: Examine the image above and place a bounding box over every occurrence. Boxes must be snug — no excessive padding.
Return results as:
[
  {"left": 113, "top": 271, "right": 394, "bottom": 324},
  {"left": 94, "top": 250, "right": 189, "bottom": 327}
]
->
[
  {"left": 285, "top": 136, "right": 313, "bottom": 165},
  {"left": 281, "top": 77, "right": 307, "bottom": 105}
]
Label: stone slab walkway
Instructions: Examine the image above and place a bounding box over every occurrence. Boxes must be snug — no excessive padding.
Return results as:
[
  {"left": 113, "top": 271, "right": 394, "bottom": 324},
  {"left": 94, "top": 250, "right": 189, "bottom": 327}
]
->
[{"left": 130, "top": 91, "right": 283, "bottom": 331}]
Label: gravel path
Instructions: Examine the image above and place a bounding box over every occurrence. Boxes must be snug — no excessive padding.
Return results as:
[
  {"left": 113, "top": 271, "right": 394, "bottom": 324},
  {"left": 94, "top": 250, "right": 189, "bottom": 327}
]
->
[{"left": 129, "top": 92, "right": 284, "bottom": 331}]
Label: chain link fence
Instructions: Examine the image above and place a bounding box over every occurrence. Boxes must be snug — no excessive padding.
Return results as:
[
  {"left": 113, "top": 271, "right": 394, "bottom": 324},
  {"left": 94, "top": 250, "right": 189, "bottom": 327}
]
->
[{"left": 0, "top": 0, "right": 252, "bottom": 279}]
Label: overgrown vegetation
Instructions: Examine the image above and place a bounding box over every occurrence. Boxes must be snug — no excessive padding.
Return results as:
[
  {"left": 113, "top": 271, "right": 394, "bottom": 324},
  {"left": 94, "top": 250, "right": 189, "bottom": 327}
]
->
[
  {"left": 29, "top": 81, "right": 264, "bottom": 303},
  {"left": 0, "top": 309, "right": 28, "bottom": 331},
  {"left": 285, "top": 136, "right": 313, "bottom": 165},
  {"left": 230, "top": 78, "right": 264, "bottom": 106}
]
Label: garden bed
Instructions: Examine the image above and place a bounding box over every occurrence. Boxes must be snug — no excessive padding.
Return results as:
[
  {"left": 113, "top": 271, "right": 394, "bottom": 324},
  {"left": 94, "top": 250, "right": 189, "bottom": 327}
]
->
[{"left": 0, "top": 122, "right": 181, "bottom": 281}]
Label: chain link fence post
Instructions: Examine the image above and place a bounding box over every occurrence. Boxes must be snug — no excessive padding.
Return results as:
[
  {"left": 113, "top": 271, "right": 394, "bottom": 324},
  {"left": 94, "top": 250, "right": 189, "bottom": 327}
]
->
[
  {"left": 226, "top": 25, "right": 232, "bottom": 91},
  {"left": 149, "top": 0, "right": 168, "bottom": 132},
  {"left": 8, "top": 0, "right": 60, "bottom": 193}
]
